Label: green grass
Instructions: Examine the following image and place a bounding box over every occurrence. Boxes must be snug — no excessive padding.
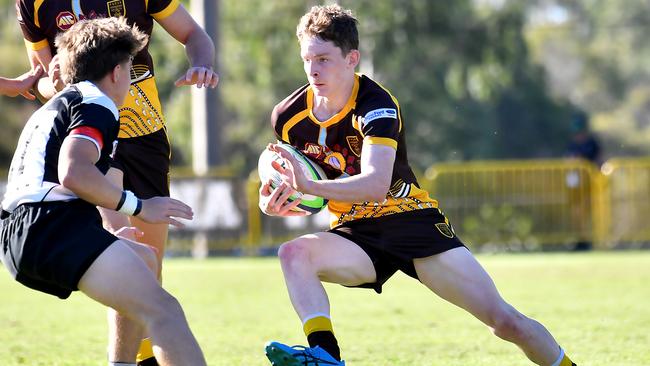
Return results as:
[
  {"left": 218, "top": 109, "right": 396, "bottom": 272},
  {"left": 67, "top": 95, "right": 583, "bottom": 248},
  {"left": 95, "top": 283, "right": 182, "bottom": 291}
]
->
[{"left": 1, "top": 251, "right": 649, "bottom": 365}]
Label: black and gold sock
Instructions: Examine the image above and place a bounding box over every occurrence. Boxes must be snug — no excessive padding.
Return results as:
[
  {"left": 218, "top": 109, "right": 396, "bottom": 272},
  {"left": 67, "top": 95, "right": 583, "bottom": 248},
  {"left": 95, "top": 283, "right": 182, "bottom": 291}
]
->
[{"left": 303, "top": 315, "right": 341, "bottom": 361}]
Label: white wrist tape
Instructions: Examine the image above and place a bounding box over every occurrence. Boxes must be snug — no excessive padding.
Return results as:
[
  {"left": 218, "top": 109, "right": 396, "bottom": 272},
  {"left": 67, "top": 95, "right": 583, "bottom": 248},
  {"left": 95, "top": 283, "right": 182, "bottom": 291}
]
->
[{"left": 118, "top": 190, "right": 139, "bottom": 216}]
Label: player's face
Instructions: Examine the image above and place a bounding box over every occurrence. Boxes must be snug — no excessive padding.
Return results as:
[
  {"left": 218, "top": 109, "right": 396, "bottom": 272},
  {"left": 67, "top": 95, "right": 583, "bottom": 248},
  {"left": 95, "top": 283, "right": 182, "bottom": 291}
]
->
[
  {"left": 300, "top": 36, "right": 357, "bottom": 98},
  {"left": 115, "top": 57, "right": 133, "bottom": 106}
]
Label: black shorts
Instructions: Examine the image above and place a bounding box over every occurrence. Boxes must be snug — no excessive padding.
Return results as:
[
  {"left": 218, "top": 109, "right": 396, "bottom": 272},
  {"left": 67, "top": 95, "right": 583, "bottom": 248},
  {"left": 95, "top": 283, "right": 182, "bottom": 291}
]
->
[
  {"left": 0, "top": 200, "right": 118, "bottom": 299},
  {"left": 329, "top": 208, "right": 466, "bottom": 293},
  {"left": 112, "top": 128, "right": 171, "bottom": 199}
]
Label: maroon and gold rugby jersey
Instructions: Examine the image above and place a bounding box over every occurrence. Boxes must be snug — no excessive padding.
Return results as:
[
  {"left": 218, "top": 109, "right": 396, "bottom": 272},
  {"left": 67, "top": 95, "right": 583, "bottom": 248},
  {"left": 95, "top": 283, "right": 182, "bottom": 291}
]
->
[
  {"left": 16, "top": 0, "right": 181, "bottom": 138},
  {"left": 271, "top": 73, "right": 438, "bottom": 227}
]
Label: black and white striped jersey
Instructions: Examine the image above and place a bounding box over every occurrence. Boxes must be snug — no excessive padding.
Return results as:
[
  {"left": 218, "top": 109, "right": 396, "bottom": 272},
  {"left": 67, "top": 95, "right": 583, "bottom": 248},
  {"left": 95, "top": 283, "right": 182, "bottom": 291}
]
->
[{"left": 1, "top": 81, "right": 120, "bottom": 213}]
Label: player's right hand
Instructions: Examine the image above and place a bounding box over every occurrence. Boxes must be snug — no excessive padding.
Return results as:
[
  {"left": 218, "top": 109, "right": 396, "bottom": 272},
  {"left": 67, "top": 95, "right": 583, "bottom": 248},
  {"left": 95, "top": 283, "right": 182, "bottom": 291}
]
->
[
  {"left": 258, "top": 180, "right": 308, "bottom": 217},
  {"left": 137, "top": 197, "right": 194, "bottom": 227}
]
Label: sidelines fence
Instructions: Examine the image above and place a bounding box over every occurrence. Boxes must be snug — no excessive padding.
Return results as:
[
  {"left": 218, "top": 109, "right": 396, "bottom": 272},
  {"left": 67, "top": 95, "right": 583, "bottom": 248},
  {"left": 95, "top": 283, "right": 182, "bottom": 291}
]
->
[
  {"left": 421, "top": 159, "right": 601, "bottom": 250},
  {"left": 598, "top": 158, "right": 650, "bottom": 247}
]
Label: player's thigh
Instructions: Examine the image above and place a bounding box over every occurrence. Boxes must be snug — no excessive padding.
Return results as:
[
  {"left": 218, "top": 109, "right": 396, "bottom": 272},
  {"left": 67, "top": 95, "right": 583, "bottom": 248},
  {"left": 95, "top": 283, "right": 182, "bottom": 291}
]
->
[
  {"left": 121, "top": 237, "right": 160, "bottom": 274},
  {"left": 413, "top": 247, "right": 507, "bottom": 324},
  {"left": 286, "top": 232, "right": 377, "bottom": 286},
  {"left": 78, "top": 240, "right": 167, "bottom": 318}
]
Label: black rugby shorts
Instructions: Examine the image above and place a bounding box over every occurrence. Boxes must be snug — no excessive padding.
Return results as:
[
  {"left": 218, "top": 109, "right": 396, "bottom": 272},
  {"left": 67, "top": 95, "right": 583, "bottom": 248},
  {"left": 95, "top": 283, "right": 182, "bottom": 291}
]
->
[
  {"left": 111, "top": 128, "right": 171, "bottom": 199},
  {"left": 0, "top": 200, "right": 118, "bottom": 299},
  {"left": 329, "top": 208, "right": 466, "bottom": 293}
]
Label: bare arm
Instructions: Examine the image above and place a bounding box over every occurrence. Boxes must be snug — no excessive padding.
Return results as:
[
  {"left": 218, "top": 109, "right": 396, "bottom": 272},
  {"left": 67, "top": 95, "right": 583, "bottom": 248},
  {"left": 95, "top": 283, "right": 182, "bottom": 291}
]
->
[
  {"left": 260, "top": 140, "right": 395, "bottom": 217},
  {"left": 0, "top": 65, "right": 43, "bottom": 99},
  {"left": 25, "top": 47, "right": 61, "bottom": 101},
  {"left": 96, "top": 167, "right": 132, "bottom": 233},
  {"left": 283, "top": 141, "right": 395, "bottom": 202},
  {"left": 58, "top": 137, "right": 125, "bottom": 209},
  {"left": 156, "top": 5, "right": 219, "bottom": 88},
  {"left": 58, "top": 137, "right": 194, "bottom": 227}
]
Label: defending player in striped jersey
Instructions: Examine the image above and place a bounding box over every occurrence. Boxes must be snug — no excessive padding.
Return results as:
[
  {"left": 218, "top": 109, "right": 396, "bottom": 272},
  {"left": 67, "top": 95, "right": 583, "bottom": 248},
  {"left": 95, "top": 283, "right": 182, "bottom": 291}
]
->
[
  {"left": 15, "top": 1, "right": 218, "bottom": 363},
  {"left": 0, "top": 18, "right": 205, "bottom": 366},
  {"left": 259, "top": 5, "right": 577, "bottom": 366}
]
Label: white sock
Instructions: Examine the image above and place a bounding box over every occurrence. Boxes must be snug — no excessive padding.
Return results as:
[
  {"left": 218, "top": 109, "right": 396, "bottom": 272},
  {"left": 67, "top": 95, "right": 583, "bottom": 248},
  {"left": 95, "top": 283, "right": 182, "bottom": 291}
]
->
[
  {"left": 109, "top": 363, "right": 136, "bottom": 366},
  {"left": 550, "top": 347, "right": 565, "bottom": 366},
  {"left": 301, "top": 312, "right": 331, "bottom": 325}
]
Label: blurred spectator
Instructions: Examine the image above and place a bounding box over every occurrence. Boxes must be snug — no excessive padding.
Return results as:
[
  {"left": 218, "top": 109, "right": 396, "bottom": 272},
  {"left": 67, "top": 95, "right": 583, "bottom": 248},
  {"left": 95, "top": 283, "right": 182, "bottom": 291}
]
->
[
  {"left": 566, "top": 112, "right": 602, "bottom": 166},
  {"left": 565, "top": 111, "right": 600, "bottom": 251}
]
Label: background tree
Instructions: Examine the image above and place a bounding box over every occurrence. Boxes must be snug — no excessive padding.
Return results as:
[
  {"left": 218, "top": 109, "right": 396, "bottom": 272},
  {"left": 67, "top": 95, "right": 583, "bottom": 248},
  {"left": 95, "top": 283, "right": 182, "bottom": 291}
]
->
[{"left": 525, "top": 0, "right": 650, "bottom": 158}]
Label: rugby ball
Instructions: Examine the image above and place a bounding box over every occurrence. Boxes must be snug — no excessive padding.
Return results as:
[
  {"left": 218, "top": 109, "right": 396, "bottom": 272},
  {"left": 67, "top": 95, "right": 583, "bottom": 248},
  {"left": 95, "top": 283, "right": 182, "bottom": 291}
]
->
[{"left": 258, "top": 144, "right": 328, "bottom": 214}]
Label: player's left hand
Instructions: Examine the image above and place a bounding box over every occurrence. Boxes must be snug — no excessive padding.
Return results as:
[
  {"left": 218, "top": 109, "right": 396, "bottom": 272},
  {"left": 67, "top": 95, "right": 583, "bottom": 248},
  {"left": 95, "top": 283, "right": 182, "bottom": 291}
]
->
[
  {"left": 3, "top": 65, "right": 43, "bottom": 100},
  {"left": 174, "top": 65, "right": 219, "bottom": 89},
  {"left": 114, "top": 226, "right": 144, "bottom": 241},
  {"left": 258, "top": 180, "right": 307, "bottom": 217}
]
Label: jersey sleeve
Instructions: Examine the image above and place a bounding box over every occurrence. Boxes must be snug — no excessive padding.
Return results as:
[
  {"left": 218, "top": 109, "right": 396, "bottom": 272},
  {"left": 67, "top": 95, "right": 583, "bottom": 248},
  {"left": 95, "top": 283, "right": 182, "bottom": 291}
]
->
[
  {"left": 68, "top": 103, "right": 118, "bottom": 152},
  {"left": 357, "top": 93, "right": 400, "bottom": 149},
  {"left": 148, "top": 0, "right": 181, "bottom": 21},
  {"left": 68, "top": 126, "right": 104, "bottom": 159},
  {"left": 270, "top": 105, "right": 285, "bottom": 142},
  {"left": 15, "top": 0, "right": 49, "bottom": 51}
]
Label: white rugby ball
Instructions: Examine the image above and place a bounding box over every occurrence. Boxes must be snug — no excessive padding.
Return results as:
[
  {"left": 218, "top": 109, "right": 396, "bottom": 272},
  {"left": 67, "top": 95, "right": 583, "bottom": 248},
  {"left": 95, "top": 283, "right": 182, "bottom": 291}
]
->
[{"left": 258, "top": 144, "right": 328, "bottom": 214}]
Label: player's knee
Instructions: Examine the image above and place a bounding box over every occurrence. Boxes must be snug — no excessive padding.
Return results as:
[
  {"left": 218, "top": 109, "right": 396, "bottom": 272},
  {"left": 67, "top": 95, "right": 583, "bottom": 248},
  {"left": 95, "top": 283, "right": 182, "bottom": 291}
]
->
[
  {"left": 138, "top": 290, "right": 184, "bottom": 327},
  {"left": 278, "top": 239, "right": 311, "bottom": 266},
  {"left": 490, "top": 307, "right": 528, "bottom": 342}
]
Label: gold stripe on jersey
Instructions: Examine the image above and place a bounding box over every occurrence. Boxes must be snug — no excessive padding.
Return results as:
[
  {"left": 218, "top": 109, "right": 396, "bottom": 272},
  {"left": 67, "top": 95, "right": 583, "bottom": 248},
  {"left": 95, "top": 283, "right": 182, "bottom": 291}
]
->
[
  {"left": 151, "top": 0, "right": 181, "bottom": 20},
  {"left": 328, "top": 184, "right": 438, "bottom": 227},
  {"left": 305, "top": 75, "right": 360, "bottom": 128},
  {"left": 24, "top": 38, "right": 49, "bottom": 51},
  {"left": 118, "top": 77, "right": 165, "bottom": 138},
  {"left": 372, "top": 78, "right": 403, "bottom": 133},
  {"left": 33, "top": 0, "right": 45, "bottom": 28},
  {"left": 366, "top": 136, "right": 397, "bottom": 149},
  {"left": 282, "top": 110, "right": 310, "bottom": 142}
]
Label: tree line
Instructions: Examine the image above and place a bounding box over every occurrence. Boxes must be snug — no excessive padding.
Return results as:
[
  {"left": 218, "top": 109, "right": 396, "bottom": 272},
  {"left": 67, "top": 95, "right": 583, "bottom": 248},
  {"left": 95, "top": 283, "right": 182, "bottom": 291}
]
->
[{"left": 1, "top": 0, "right": 648, "bottom": 176}]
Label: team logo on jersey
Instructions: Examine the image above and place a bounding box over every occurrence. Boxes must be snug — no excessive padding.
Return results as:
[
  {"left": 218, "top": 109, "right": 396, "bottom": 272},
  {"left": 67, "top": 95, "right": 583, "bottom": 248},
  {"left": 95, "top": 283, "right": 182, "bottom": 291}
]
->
[
  {"left": 56, "top": 12, "right": 77, "bottom": 30},
  {"left": 435, "top": 223, "right": 455, "bottom": 238},
  {"left": 325, "top": 151, "right": 346, "bottom": 172},
  {"left": 363, "top": 108, "right": 397, "bottom": 128},
  {"left": 107, "top": 0, "right": 126, "bottom": 17},
  {"left": 346, "top": 136, "right": 362, "bottom": 157}
]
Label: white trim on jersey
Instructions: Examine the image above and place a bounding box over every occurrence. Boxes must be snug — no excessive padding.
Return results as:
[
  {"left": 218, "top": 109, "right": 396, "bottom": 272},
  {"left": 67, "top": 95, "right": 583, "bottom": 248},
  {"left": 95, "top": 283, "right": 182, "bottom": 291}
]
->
[
  {"left": 76, "top": 81, "right": 120, "bottom": 120},
  {"left": 67, "top": 135, "right": 101, "bottom": 161}
]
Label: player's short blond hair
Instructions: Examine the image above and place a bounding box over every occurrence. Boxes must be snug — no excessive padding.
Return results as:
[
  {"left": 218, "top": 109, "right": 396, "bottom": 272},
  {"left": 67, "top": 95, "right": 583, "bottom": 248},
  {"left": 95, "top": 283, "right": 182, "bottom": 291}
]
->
[
  {"left": 55, "top": 17, "right": 148, "bottom": 84},
  {"left": 296, "top": 4, "right": 359, "bottom": 56}
]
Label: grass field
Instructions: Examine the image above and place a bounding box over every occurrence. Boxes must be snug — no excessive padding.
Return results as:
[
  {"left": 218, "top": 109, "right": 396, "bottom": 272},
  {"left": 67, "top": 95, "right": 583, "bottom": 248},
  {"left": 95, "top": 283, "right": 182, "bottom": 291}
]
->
[{"left": 1, "top": 251, "right": 649, "bottom": 365}]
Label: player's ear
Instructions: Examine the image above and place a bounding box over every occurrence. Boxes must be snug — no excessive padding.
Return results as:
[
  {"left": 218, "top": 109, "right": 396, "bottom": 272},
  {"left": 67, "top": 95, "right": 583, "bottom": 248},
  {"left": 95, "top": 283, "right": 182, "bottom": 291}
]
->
[
  {"left": 110, "top": 64, "right": 121, "bottom": 83},
  {"left": 347, "top": 49, "right": 360, "bottom": 69}
]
